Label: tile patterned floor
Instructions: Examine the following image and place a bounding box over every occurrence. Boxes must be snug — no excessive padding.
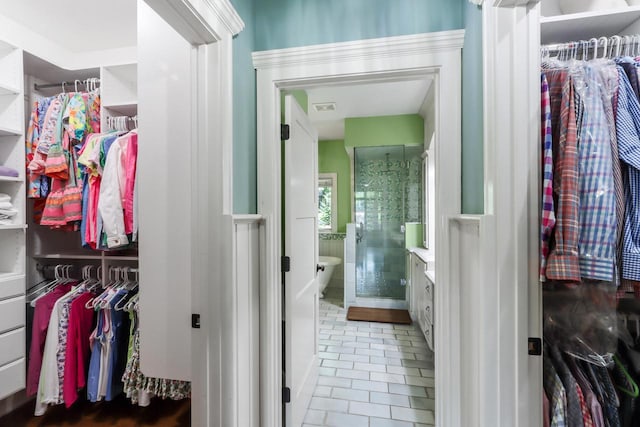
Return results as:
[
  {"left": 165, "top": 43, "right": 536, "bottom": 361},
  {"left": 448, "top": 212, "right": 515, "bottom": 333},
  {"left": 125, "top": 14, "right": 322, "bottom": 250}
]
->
[{"left": 304, "top": 300, "right": 435, "bottom": 427}]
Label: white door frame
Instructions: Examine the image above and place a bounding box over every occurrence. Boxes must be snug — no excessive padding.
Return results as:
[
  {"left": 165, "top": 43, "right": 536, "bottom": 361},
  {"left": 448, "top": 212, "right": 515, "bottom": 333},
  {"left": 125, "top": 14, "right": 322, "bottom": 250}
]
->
[
  {"left": 142, "top": 1, "right": 243, "bottom": 426},
  {"left": 253, "top": 30, "right": 464, "bottom": 427},
  {"left": 481, "top": 1, "right": 542, "bottom": 427}
]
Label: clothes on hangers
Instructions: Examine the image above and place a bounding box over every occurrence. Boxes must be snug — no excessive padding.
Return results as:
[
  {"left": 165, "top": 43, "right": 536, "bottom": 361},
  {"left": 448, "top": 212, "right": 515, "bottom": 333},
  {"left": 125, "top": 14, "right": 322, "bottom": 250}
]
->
[{"left": 28, "top": 268, "right": 188, "bottom": 414}]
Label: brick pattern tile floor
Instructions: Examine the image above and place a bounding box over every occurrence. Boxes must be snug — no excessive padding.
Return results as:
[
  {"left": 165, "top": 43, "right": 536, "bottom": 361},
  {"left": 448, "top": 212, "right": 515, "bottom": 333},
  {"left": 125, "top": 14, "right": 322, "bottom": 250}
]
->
[{"left": 303, "top": 300, "right": 435, "bottom": 427}]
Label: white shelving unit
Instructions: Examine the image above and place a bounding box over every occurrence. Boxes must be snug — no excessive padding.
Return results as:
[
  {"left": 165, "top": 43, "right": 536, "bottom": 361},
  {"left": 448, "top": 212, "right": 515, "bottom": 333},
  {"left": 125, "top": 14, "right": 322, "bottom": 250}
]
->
[
  {"left": 541, "top": 5, "right": 640, "bottom": 44},
  {"left": 101, "top": 63, "right": 138, "bottom": 125},
  {"left": 0, "top": 39, "right": 25, "bottom": 402}
]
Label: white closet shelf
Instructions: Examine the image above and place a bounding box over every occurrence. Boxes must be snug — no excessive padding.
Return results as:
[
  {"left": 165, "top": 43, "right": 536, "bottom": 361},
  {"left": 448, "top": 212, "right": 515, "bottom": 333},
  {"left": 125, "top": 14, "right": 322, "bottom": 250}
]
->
[
  {"left": 32, "top": 252, "right": 138, "bottom": 261},
  {"left": 541, "top": 6, "right": 640, "bottom": 44},
  {"left": 103, "top": 102, "right": 138, "bottom": 117},
  {"left": 32, "top": 253, "right": 103, "bottom": 260},
  {"left": 0, "top": 272, "right": 22, "bottom": 282},
  {"left": 0, "top": 225, "right": 26, "bottom": 231},
  {"left": 0, "top": 176, "right": 22, "bottom": 183},
  {"left": 105, "top": 254, "right": 138, "bottom": 260},
  {"left": 0, "top": 126, "right": 22, "bottom": 137},
  {"left": 0, "top": 83, "right": 20, "bottom": 96}
]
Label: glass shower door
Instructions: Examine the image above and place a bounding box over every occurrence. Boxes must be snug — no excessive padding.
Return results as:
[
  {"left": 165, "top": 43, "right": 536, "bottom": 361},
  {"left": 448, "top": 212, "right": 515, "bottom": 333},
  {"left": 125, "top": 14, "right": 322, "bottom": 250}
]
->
[{"left": 354, "top": 146, "right": 411, "bottom": 300}]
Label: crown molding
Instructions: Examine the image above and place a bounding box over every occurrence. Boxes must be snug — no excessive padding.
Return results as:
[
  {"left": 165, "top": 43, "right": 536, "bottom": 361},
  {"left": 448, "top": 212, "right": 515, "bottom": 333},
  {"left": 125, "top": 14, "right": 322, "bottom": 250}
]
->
[
  {"left": 145, "top": 0, "right": 244, "bottom": 45},
  {"left": 493, "top": 0, "right": 541, "bottom": 6},
  {"left": 252, "top": 30, "right": 465, "bottom": 70},
  {"left": 206, "top": 0, "right": 245, "bottom": 36}
]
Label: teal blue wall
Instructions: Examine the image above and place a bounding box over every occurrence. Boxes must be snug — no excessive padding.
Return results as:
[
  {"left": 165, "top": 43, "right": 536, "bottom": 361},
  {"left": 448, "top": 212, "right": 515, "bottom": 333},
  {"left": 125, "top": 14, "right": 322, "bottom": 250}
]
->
[
  {"left": 230, "top": 0, "right": 483, "bottom": 215},
  {"left": 231, "top": 0, "right": 257, "bottom": 214},
  {"left": 254, "top": 0, "right": 463, "bottom": 51},
  {"left": 462, "top": 3, "right": 484, "bottom": 214}
]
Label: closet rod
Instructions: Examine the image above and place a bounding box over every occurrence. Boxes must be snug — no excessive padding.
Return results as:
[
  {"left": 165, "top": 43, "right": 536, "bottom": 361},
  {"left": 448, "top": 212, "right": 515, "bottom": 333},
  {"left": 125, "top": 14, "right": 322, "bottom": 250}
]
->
[
  {"left": 34, "top": 79, "right": 100, "bottom": 91},
  {"left": 542, "top": 34, "right": 640, "bottom": 53}
]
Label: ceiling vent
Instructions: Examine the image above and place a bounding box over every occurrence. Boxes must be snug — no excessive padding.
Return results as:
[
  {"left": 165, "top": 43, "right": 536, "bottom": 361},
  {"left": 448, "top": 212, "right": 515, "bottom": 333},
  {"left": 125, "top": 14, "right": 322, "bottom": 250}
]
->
[{"left": 313, "top": 102, "right": 336, "bottom": 112}]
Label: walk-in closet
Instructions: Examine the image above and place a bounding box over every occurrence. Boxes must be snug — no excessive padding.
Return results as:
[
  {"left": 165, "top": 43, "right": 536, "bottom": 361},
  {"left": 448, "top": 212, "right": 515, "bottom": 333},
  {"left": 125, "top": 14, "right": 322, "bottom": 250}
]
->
[
  {"left": 538, "top": 2, "right": 640, "bottom": 426},
  {"left": 0, "top": 2, "right": 247, "bottom": 426}
]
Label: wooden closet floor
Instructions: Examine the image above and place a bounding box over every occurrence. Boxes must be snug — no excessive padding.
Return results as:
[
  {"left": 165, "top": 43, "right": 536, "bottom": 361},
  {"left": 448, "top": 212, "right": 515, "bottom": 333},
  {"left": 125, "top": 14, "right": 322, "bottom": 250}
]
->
[{"left": 0, "top": 396, "right": 190, "bottom": 426}]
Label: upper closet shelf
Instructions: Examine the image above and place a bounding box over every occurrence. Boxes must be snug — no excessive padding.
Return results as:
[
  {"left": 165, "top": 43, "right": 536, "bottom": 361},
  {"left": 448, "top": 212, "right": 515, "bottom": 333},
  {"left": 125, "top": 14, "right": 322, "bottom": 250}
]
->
[
  {"left": 0, "top": 176, "right": 22, "bottom": 183},
  {"left": 103, "top": 102, "right": 137, "bottom": 117},
  {"left": 33, "top": 252, "right": 139, "bottom": 261},
  {"left": 0, "top": 125, "right": 22, "bottom": 137},
  {"left": 0, "top": 83, "right": 20, "bottom": 96},
  {"left": 541, "top": 6, "right": 640, "bottom": 44}
]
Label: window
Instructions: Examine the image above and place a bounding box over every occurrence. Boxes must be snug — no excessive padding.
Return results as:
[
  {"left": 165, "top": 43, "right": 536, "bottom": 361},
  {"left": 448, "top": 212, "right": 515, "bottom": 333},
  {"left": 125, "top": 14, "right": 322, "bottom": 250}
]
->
[{"left": 318, "top": 173, "right": 337, "bottom": 232}]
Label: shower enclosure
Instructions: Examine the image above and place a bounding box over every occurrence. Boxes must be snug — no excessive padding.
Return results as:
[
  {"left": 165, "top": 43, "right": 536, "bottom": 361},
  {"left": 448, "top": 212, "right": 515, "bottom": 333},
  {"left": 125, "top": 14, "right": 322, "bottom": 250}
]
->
[{"left": 354, "top": 145, "right": 423, "bottom": 302}]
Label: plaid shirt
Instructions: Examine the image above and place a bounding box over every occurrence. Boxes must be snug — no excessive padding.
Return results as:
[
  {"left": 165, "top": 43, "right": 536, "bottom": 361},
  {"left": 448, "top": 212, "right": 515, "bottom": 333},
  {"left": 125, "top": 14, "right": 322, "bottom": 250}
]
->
[
  {"left": 541, "top": 73, "right": 557, "bottom": 281},
  {"left": 597, "top": 62, "right": 624, "bottom": 287},
  {"left": 571, "top": 65, "right": 617, "bottom": 282},
  {"left": 544, "top": 354, "right": 568, "bottom": 427},
  {"left": 546, "top": 70, "right": 581, "bottom": 282},
  {"left": 615, "top": 67, "right": 640, "bottom": 282}
]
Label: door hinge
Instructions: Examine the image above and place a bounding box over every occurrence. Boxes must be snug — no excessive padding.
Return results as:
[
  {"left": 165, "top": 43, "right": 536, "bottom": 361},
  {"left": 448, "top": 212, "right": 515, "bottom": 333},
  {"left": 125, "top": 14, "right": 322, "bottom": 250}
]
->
[
  {"left": 283, "top": 387, "right": 291, "bottom": 403},
  {"left": 282, "top": 256, "right": 291, "bottom": 273},
  {"left": 528, "top": 337, "right": 542, "bottom": 356},
  {"left": 192, "top": 313, "right": 201, "bottom": 329},
  {"left": 281, "top": 124, "right": 290, "bottom": 141}
]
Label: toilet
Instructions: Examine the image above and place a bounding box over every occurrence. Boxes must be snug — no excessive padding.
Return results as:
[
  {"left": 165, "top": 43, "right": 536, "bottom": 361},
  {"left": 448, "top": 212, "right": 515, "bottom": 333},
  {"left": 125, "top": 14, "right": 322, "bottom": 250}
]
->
[{"left": 317, "top": 256, "right": 342, "bottom": 298}]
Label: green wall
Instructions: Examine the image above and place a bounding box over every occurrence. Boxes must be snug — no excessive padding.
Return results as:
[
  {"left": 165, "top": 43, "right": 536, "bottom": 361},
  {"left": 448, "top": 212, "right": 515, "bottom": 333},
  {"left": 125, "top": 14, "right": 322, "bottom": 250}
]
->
[
  {"left": 318, "top": 114, "right": 423, "bottom": 233},
  {"left": 462, "top": 3, "right": 484, "bottom": 214},
  {"left": 318, "top": 140, "right": 351, "bottom": 233},
  {"left": 231, "top": 0, "right": 256, "bottom": 214},
  {"left": 230, "top": 0, "right": 483, "bottom": 216},
  {"left": 254, "top": 0, "right": 463, "bottom": 51},
  {"left": 345, "top": 115, "right": 424, "bottom": 148},
  {"left": 405, "top": 223, "right": 424, "bottom": 249}
]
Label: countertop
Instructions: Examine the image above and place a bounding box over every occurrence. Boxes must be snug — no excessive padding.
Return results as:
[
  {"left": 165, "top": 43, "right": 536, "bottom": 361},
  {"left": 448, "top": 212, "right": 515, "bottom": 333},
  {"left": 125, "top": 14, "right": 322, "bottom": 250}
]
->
[
  {"left": 425, "top": 270, "right": 436, "bottom": 283},
  {"left": 407, "top": 247, "right": 433, "bottom": 264}
]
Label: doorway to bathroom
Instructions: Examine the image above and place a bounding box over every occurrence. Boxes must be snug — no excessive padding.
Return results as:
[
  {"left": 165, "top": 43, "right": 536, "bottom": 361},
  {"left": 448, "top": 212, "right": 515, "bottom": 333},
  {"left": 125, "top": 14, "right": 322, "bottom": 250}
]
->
[{"left": 254, "top": 31, "right": 464, "bottom": 427}]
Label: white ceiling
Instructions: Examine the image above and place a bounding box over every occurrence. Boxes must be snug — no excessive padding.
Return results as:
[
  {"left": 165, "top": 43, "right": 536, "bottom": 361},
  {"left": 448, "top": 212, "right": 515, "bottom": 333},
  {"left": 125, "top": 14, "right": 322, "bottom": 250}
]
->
[
  {"left": 306, "top": 78, "right": 433, "bottom": 141},
  {"left": 0, "top": 0, "right": 136, "bottom": 53}
]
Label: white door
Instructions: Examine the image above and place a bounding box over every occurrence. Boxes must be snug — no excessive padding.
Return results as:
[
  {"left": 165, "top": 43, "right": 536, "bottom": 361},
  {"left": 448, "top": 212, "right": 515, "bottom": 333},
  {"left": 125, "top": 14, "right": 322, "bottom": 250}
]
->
[{"left": 283, "top": 95, "right": 319, "bottom": 427}]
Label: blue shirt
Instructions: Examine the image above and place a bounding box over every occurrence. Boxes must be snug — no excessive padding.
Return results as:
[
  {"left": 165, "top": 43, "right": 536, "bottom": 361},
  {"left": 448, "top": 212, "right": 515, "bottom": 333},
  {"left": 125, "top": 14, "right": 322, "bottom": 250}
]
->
[
  {"left": 86, "top": 309, "right": 104, "bottom": 402},
  {"left": 615, "top": 67, "right": 640, "bottom": 281}
]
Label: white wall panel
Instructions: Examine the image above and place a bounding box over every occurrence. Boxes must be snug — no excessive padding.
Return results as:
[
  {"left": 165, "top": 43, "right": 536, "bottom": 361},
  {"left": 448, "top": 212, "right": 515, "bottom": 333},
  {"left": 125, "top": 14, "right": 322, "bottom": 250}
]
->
[{"left": 138, "top": 2, "right": 194, "bottom": 381}]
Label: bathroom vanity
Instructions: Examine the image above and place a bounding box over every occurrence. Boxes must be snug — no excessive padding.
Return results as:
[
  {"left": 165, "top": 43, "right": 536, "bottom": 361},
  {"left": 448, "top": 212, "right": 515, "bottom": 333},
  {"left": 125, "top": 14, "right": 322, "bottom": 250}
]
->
[{"left": 407, "top": 248, "right": 435, "bottom": 351}]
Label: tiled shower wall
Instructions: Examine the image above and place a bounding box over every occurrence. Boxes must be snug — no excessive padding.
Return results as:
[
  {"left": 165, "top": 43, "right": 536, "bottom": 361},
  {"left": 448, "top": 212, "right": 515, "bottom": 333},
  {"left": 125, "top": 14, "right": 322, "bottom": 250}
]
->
[{"left": 320, "top": 234, "right": 345, "bottom": 298}]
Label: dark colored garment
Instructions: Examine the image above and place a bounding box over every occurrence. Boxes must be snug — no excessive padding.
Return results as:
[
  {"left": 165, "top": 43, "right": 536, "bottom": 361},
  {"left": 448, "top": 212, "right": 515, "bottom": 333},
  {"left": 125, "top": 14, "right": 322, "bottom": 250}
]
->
[
  {"left": 566, "top": 355, "right": 605, "bottom": 427},
  {"left": 612, "top": 353, "right": 637, "bottom": 427},
  {"left": 550, "top": 346, "right": 585, "bottom": 427},
  {"left": 595, "top": 365, "right": 622, "bottom": 427},
  {"left": 618, "top": 58, "right": 640, "bottom": 101},
  {"left": 106, "top": 290, "right": 131, "bottom": 401}
]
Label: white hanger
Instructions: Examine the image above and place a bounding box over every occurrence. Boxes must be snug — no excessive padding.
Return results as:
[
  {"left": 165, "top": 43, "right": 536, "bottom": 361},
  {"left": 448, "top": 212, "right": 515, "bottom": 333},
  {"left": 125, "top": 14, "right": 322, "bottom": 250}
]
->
[{"left": 599, "top": 37, "right": 608, "bottom": 59}]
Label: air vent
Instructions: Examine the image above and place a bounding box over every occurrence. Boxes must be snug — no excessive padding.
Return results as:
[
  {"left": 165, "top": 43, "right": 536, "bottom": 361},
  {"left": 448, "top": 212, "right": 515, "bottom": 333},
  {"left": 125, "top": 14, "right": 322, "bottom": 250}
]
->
[{"left": 313, "top": 102, "right": 336, "bottom": 112}]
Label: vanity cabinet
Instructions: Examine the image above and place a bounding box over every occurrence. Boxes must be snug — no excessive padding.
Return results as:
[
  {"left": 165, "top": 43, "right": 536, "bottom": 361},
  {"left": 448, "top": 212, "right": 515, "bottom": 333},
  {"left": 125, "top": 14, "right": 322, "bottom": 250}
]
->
[{"left": 408, "top": 251, "right": 434, "bottom": 351}]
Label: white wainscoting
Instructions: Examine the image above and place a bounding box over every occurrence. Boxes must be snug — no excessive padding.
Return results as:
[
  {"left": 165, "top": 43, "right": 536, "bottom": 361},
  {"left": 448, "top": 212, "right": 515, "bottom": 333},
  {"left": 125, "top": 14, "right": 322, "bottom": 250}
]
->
[
  {"left": 222, "top": 214, "right": 262, "bottom": 427},
  {"left": 438, "top": 214, "right": 496, "bottom": 427}
]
